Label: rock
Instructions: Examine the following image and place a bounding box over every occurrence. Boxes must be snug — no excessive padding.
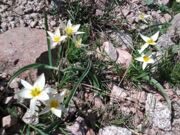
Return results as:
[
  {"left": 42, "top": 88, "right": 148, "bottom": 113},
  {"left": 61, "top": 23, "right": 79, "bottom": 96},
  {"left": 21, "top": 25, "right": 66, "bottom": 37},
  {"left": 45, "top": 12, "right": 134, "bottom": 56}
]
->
[
  {"left": 2, "top": 115, "right": 17, "bottom": 128},
  {"left": 168, "top": 13, "right": 180, "bottom": 37},
  {"left": 30, "top": 20, "right": 38, "bottom": 28},
  {"left": 95, "top": 9, "right": 104, "bottom": 16},
  {"left": 0, "top": 128, "right": 6, "bottom": 135},
  {"left": 116, "top": 48, "right": 132, "bottom": 68},
  {"left": 110, "top": 85, "right": 127, "bottom": 102},
  {"left": 86, "top": 129, "right": 95, "bottom": 135},
  {"left": 4, "top": 96, "right": 13, "bottom": 104},
  {"left": 156, "top": 0, "right": 169, "bottom": 5},
  {"left": 0, "top": 27, "right": 47, "bottom": 79},
  {"left": 98, "top": 126, "right": 132, "bottom": 135},
  {"left": 145, "top": 94, "right": 172, "bottom": 131},
  {"left": 94, "top": 97, "right": 105, "bottom": 109},
  {"left": 160, "top": 14, "right": 172, "bottom": 23},
  {"left": 1, "top": 22, "right": 8, "bottom": 32},
  {"left": 22, "top": 109, "right": 39, "bottom": 124},
  {"left": 126, "top": 12, "right": 135, "bottom": 24},
  {"left": 50, "top": 20, "right": 57, "bottom": 27},
  {"left": 9, "top": 78, "right": 20, "bottom": 89},
  {"left": 67, "top": 117, "right": 87, "bottom": 135},
  {"left": 109, "top": 31, "right": 133, "bottom": 50},
  {"left": 102, "top": 41, "right": 118, "bottom": 61},
  {"left": 157, "top": 34, "right": 175, "bottom": 49}
]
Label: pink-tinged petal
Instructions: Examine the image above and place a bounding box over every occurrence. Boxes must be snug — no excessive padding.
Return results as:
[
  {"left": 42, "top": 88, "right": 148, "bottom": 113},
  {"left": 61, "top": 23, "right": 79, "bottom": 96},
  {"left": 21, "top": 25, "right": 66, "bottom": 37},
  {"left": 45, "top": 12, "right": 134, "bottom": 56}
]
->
[
  {"left": 51, "top": 107, "right": 62, "bottom": 118},
  {"left": 67, "top": 20, "right": 72, "bottom": 27},
  {"left": 55, "top": 28, "right": 61, "bottom": 36},
  {"left": 135, "top": 57, "right": 144, "bottom": 62},
  {"left": 51, "top": 42, "right": 58, "bottom": 48},
  {"left": 21, "top": 80, "right": 33, "bottom": 90},
  {"left": 151, "top": 31, "right": 159, "bottom": 41},
  {"left": 33, "top": 73, "right": 45, "bottom": 89},
  {"left": 140, "top": 34, "right": 150, "bottom": 42},
  {"left": 138, "top": 43, "right": 149, "bottom": 54},
  {"left": 37, "top": 91, "right": 49, "bottom": 101},
  {"left": 47, "top": 31, "right": 54, "bottom": 39},
  {"left": 18, "top": 89, "right": 32, "bottom": 99},
  {"left": 142, "top": 63, "right": 148, "bottom": 70},
  {"left": 73, "top": 24, "right": 80, "bottom": 33},
  {"left": 30, "top": 99, "right": 37, "bottom": 113}
]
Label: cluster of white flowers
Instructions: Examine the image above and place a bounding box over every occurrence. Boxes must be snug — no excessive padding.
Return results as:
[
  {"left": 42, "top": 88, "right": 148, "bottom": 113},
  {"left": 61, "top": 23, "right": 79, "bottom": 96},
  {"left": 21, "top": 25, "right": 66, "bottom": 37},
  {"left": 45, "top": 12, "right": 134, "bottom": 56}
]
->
[
  {"left": 135, "top": 31, "right": 159, "bottom": 70},
  {"left": 17, "top": 74, "right": 66, "bottom": 118},
  {"left": 47, "top": 20, "right": 85, "bottom": 48}
]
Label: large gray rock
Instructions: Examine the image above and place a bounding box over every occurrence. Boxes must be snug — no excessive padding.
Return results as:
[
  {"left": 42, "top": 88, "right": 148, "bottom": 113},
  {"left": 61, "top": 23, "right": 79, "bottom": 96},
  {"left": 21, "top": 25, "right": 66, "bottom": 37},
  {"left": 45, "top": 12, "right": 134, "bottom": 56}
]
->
[
  {"left": 145, "top": 94, "right": 172, "bottom": 131},
  {"left": 0, "top": 27, "right": 47, "bottom": 77},
  {"left": 98, "top": 126, "right": 132, "bottom": 135},
  {"left": 168, "top": 13, "right": 180, "bottom": 37}
]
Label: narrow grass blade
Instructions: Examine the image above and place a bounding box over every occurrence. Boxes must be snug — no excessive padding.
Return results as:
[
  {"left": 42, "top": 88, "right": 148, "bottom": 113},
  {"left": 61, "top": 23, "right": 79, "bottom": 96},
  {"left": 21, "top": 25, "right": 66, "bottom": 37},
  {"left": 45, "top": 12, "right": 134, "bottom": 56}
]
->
[
  {"left": 143, "top": 76, "right": 171, "bottom": 110},
  {"left": 44, "top": 11, "right": 53, "bottom": 66},
  {"left": 64, "top": 60, "right": 92, "bottom": 107},
  {"left": 28, "top": 124, "right": 48, "bottom": 135},
  {"left": 8, "top": 63, "right": 58, "bottom": 85}
]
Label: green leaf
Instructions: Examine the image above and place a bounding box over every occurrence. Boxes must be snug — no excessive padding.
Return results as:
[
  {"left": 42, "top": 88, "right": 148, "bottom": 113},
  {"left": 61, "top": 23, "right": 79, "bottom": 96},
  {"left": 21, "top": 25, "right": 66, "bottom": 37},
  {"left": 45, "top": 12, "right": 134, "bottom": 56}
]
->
[
  {"left": 64, "top": 60, "right": 92, "bottom": 107},
  {"left": 8, "top": 63, "right": 58, "bottom": 85},
  {"left": 44, "top": 11, "right": 53, "bottom": 66},
  {"left": 28, "top": 124, "right": 48, "bottom": 135}
]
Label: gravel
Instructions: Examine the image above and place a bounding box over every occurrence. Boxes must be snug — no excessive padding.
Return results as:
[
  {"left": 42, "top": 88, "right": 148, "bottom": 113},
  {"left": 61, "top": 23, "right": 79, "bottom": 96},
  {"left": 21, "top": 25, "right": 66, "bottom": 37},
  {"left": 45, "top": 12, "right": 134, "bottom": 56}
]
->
[{"left": 0, "top": 0, "right": 61, "bottom": 33}]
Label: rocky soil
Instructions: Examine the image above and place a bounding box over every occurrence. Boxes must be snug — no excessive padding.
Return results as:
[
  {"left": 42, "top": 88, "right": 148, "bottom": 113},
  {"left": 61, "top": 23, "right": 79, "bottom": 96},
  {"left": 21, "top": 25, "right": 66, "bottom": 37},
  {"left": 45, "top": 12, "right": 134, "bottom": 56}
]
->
[{"left": 0, "top": 0, "right": 180, "bottom": 135}]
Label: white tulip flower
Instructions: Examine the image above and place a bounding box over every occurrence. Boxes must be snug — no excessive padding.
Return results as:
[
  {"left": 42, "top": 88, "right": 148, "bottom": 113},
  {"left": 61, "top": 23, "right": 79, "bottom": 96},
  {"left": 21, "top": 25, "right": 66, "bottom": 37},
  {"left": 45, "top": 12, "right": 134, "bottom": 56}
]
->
[
  {"left": 47, "top": 28, "right": 67, "bottom": 48},
  {"left": 135, "top": 54, "right": 155, "bottom": 70},
  {"left": 65, "top": 20, "right": 84, "bottom": 36},
  {"left": 138, "top": 31, "right": 159, "bottom": 53},
  {"left": 18, "top": 73, "right": 49, "bottom": 113},
  {"left": 40, "top": 90, "right": 66, "bottom": 118},
  {"left": 138, "top": 12, "right": 151, "bottom": 23}
]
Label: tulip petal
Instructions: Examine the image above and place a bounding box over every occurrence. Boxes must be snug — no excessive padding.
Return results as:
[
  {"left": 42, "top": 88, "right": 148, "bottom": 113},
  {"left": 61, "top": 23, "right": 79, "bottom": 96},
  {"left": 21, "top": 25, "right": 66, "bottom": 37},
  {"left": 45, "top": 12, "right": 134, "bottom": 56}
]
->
[
  {"left": 18, "top": 88, "right": 32, "bottom": 99},
  {"left": 147, "top": 58, "right": 155, "bottom": 64},
  {"left": 75, "top": 31, "right": 85, "bottom": 35},
  {"left": 60, "top": 35, "right": 67, "bottom": 41},
  {"left": 73, "top": 24, "right": 80, "bottom": 33},
  {"left": 37, "top": 91, "right": 49, "bottom": 101},
  {"left": 67, "top": 20, "right": 72, "bottom": 27},
  {"left": 21, "top": 80, "right": 33, "bottom": 90},
  {"left": 47, "top": 31, "right": 54, "bottom": 39},
  {"left": 51, "top": 107, "right": 62, "bottom": 118},
  {"left": 140, "top": 34, "right": 150, "bottom": 42},
  {"left": 151, "top": 31, "right": 159, "bottom": 41},
  {"left": 142, "top": 63, "right": 148, "bottom": 70},
  {"left": 33, "top": 73, "right": 45, "bottom": 89},
  {"left": 138, "top": 43, "right": 149, "bottom": 54},
  {"left": 55, "top": 28, "right": 61, "bottom": 36},
  {"left": 135, "top": 56, "right": 144, "bottom": 62},
  {"left": 30, "top": 99, "right": 37, "bottom": 113}
]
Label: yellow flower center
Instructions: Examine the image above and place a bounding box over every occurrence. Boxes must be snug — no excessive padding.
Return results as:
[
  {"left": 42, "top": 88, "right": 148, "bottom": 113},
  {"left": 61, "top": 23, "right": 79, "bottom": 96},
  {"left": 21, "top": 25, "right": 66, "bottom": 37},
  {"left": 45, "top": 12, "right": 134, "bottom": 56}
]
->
[
  {"left": 50, "top": 99, "right": 59, "bottom": 108},
  {"left": 143, "top": 56, "right": 150, "bottom": 62},
  {"left": 65, "top": 27, "right": 74, "bottom": 36},
  {"left": 31, "top": 87, "right": 42, "bottom": 97},
  {"left": 53, "top": 36, "right": 61, "bottom": 43},
  {"left": 139, "top": 14, "right": 145, "bottom": 20},
  {"left": 147, "top": 38, "right": 155, "bottom": 45}
]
